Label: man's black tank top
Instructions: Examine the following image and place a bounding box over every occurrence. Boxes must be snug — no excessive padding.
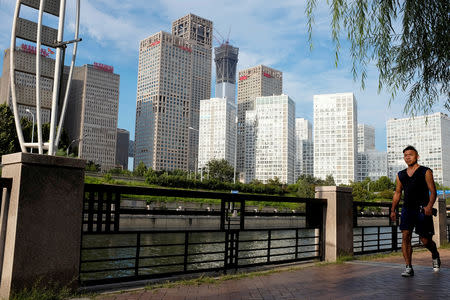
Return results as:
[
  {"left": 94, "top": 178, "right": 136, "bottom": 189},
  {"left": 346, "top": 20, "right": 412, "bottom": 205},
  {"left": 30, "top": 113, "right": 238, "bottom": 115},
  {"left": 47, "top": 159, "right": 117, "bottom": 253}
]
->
[{"left": 398, "top": 166, "right": 431, "bottom": 209}]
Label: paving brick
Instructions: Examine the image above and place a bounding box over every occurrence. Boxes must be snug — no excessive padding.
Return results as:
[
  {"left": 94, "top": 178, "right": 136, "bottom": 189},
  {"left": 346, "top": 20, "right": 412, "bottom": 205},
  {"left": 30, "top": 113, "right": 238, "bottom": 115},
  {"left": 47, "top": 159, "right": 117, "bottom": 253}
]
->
[{"left": 93, "top": 249, "right": 450, "bottom": 300}]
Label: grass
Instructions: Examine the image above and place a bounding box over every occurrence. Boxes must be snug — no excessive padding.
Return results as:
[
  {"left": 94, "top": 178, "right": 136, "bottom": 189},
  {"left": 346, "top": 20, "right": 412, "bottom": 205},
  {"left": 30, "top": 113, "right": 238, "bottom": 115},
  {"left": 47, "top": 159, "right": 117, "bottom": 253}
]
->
[{"left": 10, "top": 280, "right": 74, "bottom": 300}]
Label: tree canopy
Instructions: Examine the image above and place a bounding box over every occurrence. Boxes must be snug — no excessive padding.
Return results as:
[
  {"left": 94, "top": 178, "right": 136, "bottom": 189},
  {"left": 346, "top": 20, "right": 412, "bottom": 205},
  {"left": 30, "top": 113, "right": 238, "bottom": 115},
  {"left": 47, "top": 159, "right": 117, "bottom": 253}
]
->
[{"left": 307, "top": 0, "right": 449, "bottom": 115}]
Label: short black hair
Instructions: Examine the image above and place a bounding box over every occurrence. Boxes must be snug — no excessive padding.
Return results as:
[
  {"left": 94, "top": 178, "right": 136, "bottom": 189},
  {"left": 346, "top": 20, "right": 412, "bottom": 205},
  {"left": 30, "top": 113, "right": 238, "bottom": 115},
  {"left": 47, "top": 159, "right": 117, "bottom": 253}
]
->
[{"left": 403, "top": 145, "right": 418, "bottom": 154}]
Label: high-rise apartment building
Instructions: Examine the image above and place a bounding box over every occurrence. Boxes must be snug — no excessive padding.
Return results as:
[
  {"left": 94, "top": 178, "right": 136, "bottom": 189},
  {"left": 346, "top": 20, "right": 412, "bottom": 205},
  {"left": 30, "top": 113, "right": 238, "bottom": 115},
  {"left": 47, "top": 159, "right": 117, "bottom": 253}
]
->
[
  {"left": 245, "top": 95, "right": 295, "bottom": 184},
  {"left": 313, "top": 93, "right": 357, "bottom": 185},
  {"left": 116, "top": 128, "right": 130, "bottom": 170},
  {"left": 134, "top": 14, "right": 212, "bottom": 171},
  {"left": 64, "top": 64, "right": 120, "bottom": 171},
  {"left": 357, "top": 124, "right": 375, "bottom": 153},
  {"left": 237, "top": 65, "right": 282, "bottom": 174},
  {"left": 0, "top": 47, "right": 55, "bottom": 123},
  {"left": 295, "top": 118, "right": 314, "bottom": 180},
  {"left": 386, "top": 112, "right": 450, "bottom": 186},
  {"left": 198, "top": 43, "right": 238, "bottom": 170}
]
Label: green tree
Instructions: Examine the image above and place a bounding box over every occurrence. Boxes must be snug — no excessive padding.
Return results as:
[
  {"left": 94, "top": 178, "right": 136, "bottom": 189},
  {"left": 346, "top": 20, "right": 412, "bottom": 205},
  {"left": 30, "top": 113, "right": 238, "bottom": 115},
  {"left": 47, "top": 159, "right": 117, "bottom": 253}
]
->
[
  {"left": 206, "top": 159, "right": 234, "bottom": 182},
  {"left": 323, "top": 174, "right": 336, "bottom": 186},
  {"left": 296, "top": 177, "right": 315, "bottom": 198},
  {"left": 85, "top": 160, "right": 101, "bottom": 172},
  {"left": 372, "top": 176, "right": 394, "bottom": 192},
  {"left": 0, "top": 104, "right": 70, "bottom": 155},
  {"left": 0, "top": 104, "right": 20, "bottom": 155},
  {"left": 306, "top": 0, "right": 449, "bottom": 114},
  {"left": 133, "top": 161, "right": 148, "bottom": 177}
]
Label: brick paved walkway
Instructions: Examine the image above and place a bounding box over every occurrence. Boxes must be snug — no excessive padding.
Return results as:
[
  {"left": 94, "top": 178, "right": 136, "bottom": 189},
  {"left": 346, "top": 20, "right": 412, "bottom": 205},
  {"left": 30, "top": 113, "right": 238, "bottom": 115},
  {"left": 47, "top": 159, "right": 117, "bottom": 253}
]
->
[{"left": 91, "top": 249, "right": 450, "bottom": 300}]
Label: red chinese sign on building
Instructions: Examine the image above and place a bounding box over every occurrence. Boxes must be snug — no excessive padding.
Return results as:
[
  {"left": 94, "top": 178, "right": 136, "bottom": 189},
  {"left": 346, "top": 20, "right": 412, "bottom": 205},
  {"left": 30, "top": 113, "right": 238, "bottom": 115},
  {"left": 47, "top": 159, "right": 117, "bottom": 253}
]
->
[
  {"left": 149, "top": 40, "right": 160, "bottom": 47},
  {"left": 239, "top": 75, "right": 248, "bottom": 81},
  {"left": 178, "top": 45, "right": 192, "bottom": 52},
  {"left": 20, "top": 43, "right": 52, "bottom": 57},
  {"left": 93, "top": 62, "right": 114, "bottom": 73},
  {"left": 263, "top": 72, "right": 272, "bottom": 78}
]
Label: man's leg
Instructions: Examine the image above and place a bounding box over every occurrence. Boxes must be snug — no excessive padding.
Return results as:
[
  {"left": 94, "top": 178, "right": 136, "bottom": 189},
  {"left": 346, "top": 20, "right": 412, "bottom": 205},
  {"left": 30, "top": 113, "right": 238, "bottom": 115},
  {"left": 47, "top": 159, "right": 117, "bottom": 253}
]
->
[
  {"left": 402, "top": 230, "right": 413, "bottom": 266},
  {"left": 420, "top": 236, "right": 439, "bottom": 257}
]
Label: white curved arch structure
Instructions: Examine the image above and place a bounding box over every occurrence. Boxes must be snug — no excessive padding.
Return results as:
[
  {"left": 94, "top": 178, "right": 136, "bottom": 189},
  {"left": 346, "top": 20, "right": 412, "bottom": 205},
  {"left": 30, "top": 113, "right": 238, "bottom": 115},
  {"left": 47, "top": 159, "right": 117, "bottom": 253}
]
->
[{"left": 9, "top": 0, "right": 81, "bottom": 155}]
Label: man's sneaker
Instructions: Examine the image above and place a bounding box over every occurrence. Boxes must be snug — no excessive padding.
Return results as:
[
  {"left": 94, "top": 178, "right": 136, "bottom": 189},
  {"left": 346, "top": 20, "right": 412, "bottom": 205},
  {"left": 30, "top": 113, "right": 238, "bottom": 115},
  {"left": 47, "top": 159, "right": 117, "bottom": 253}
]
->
[
  {"left": 401, "top": 265, "right": 414, "bottom": 277},
  {"left": 432, "top": 257, "right": 441, "bottom": 272}
]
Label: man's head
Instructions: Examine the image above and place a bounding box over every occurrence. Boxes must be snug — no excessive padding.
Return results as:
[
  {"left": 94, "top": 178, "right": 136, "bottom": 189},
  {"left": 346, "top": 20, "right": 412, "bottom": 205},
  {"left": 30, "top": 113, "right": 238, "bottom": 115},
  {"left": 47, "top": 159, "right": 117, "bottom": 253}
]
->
[{"left": 403, "top": 145, "right": 419, "bottom": 167}]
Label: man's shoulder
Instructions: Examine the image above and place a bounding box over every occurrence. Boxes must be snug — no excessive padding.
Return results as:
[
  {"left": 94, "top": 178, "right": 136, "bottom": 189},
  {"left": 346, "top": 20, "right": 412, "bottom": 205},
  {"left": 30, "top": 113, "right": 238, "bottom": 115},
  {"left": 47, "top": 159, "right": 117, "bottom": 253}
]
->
[{"left": 419, "top": 165, "right": 432, "bottom": 174}]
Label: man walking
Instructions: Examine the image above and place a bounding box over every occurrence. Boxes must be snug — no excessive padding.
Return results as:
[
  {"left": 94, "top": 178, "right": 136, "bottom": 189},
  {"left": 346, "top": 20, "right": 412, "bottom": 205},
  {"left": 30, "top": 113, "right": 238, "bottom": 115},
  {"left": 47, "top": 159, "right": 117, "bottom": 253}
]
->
[{"left": 390, "top": 145, "right": 440, "bottom": 277}]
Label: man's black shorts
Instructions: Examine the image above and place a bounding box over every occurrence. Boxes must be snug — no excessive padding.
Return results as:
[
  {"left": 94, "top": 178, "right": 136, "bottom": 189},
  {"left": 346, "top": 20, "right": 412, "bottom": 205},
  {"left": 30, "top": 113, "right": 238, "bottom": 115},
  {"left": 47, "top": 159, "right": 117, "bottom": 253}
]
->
[{"left": 400, "top": 207, "right": 434, "bottom": 237}]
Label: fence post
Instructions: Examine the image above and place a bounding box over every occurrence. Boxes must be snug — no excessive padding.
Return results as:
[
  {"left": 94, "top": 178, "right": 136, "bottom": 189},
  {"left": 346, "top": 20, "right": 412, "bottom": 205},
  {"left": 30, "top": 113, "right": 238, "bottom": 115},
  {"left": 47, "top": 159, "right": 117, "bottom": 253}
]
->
[
  {"left": 315, "top": 186, "right": 353, "bottom": 262},
  {"left": 433, "top": 196, "right": 447, "bottom": 248},
  {"left": 0, "top": 153, "right": 85, "bottom": 299}
]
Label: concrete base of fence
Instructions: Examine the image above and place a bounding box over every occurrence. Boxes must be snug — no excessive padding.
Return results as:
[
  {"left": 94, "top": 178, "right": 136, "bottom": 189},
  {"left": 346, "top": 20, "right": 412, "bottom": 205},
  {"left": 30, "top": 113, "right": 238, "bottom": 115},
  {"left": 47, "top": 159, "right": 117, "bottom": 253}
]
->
[
  {"left": 0, "top": 153, "right": 85, "bottom": 299},
  {"left": 315, "top": 186, "right": 353, "bottom": 262},
  {"left": 433, "top": 197, "right": 447, "bottom": 248}
]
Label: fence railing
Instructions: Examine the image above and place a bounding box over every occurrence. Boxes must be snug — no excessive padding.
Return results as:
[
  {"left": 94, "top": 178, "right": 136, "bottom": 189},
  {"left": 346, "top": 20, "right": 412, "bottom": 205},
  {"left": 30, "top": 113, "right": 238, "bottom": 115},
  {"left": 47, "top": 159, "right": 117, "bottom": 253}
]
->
[
  {"left": 80, "top": 184, "right": 326, "bottom": 286},
  {"left": 353, "top": 202, "right": 422, "bottom": 255}
]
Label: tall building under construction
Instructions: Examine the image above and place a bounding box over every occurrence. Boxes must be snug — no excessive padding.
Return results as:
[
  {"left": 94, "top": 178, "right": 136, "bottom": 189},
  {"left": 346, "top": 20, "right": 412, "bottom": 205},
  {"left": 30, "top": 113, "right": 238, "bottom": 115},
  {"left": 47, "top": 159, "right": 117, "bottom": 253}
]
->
[{"left": 134, "top": 14, "right": 212, "bottom": 171}]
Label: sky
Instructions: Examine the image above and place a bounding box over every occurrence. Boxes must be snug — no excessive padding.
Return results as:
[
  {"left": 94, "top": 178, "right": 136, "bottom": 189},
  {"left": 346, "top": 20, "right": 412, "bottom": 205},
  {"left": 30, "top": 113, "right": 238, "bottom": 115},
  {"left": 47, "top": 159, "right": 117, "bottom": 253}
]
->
[{"left": 0, "top": 0, "right": 447, "bottom": 152}]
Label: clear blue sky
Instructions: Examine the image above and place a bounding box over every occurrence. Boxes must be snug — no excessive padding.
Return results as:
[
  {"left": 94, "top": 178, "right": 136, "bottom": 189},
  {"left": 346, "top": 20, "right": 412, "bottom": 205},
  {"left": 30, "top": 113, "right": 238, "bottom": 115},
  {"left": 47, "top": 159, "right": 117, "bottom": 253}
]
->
[{"left": 0, "top": 0, "right": 447, "bottom": 152}]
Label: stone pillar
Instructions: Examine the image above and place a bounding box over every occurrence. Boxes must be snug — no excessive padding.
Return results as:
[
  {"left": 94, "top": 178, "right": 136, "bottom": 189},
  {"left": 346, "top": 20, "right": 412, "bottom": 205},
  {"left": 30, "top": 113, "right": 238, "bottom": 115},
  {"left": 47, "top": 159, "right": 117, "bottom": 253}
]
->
[
  {"left": 433, "top": 197, "right": 447, "bottom": 248},
  {"left": 0, "top": 153, "right": 85, "bottom": 299},
  {"left": 315, "top": 186, "right": 353, "bottom": 262}
]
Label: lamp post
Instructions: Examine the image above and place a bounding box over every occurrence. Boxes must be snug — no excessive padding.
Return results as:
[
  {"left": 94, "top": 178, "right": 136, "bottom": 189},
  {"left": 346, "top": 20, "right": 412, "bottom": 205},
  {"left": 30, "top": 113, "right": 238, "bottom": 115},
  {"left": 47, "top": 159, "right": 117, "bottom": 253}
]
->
[
  {"left": 67, "top": 138, "right": 82, "bottom": 157},
  {"left": 188, "top": 126, "right": 199, "bottom": 178},
  {"left": 25, "top": 109, "right": 35, "bottom": 153}
]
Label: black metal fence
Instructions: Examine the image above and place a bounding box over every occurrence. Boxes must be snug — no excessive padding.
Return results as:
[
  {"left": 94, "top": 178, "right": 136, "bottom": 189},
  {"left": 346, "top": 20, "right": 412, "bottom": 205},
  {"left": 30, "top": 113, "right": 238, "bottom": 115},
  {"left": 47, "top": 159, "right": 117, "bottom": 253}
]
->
[
  {"left": 353, "top": 201, "right": 420, "bottom": 255},
  {"left": 80, "top": 184, "right": 326, "bottom": 286}
]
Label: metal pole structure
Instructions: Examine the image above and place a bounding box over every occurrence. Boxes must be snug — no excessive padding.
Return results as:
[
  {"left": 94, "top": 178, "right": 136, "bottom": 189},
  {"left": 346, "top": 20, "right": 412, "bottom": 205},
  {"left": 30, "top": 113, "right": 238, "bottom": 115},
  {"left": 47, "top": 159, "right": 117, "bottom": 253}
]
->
[
  {"left": 9, "top": 1, "right": 26, "bottom": 152},
  {"left": 35, "top": 0, "right": 46, "bottom": 154},
  {"left": 49, "top": 0, "right": 67, "bottom": 155},
  {"left": 67, "top": 138, "right": 80, "bottom": 157},
  {"left": 233, "top": 115, "right": 238, "bottom": 184},
  {"left": 55, "top": 0, "right": 81, "bottom": 148},
  {"left": 25, "top": 109, "right": 35, "bottom": 153}
]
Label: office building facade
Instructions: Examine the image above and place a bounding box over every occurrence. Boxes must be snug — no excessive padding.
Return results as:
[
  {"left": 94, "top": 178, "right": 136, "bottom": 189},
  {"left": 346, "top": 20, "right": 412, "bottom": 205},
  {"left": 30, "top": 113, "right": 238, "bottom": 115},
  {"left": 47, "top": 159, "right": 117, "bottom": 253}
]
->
[
  {"left": 0, "top": 47, "right": 55, "bottom": 123},
  {"left": 313, "top": 93, "right": 357, "bottom": 185},
  {"left": 295, "top": 118, "right": 314, "bottom": 180},
  {"left": 357, "top": 124, "right": 375, "bottom": 153},
  {"left": 65, "top": 64, "right": 120, "bottom": 171},
  {"left": 116, "top": 128, "right": 130, "bottom": 170},
  {"left": 386, "top": 112, "right": 450, "bottom": 186},
  {"left": 236, "top": 65, "right": 282, "bottom": 174},
  {"left": 134, "top": 14, "right": 212, "bottom": 171},
  {"left": 245, "top": 95, "right": 295, "bottom": 184}
]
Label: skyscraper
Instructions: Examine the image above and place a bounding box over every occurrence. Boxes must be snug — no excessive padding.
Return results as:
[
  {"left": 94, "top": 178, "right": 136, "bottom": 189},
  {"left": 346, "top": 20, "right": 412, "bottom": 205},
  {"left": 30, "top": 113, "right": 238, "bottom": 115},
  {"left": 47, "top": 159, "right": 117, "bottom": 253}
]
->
[
  {"left": 386, "top": 112, "right": 450, "bottom": 186},
  {"left": 237, "top": 65, "right": 282, "bottom": 176},
  {"left": 116, "top": 128, "right": 130, "bottom": 170},
  {"left": 356, "top": 123, "right": 387, "bottom": 181},
  {"left": 198, "top": 43, "right": 238, "bottom": 171},
  {"left": 64, "top": 63, "right": 120, "bottom": 171},
  {"left": 313, "top": 93, "right": 357, "bottom": 185},
  {"left": 245, "top": 94, "right": 295, "bottom": 184},
  {"left": 134, "top": 14, "right": 212, "bottom": 171},
  {"left": 0, "top": 47, "right": 55, "bottom": 123},
  {"left": 172, "top": 14, "right": 213, "bottom": 172},
  {"left": 357, "top": 124, "right": 375, "bottom": 153},
  {"left": 295, "top": 118, "right": 314, "bottom": 180}
]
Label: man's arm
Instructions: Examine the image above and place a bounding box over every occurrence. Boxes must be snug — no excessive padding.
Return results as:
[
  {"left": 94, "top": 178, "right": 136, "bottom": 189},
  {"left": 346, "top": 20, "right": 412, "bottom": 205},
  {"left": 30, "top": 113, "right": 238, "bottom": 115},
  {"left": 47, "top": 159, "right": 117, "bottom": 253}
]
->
[
  {"left": 424, "top": 169, "right": 437, "bottom": 216},
  {"left": 391, "top": 175, "right": 402, "bottom": 222}
]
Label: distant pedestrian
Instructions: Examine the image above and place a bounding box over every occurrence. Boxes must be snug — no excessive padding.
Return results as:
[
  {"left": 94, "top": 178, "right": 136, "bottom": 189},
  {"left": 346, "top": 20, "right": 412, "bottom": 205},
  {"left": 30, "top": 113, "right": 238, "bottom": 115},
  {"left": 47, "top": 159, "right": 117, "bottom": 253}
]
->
[{"left": 390, "top": 145, "right": 440, "bottom": 277}]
